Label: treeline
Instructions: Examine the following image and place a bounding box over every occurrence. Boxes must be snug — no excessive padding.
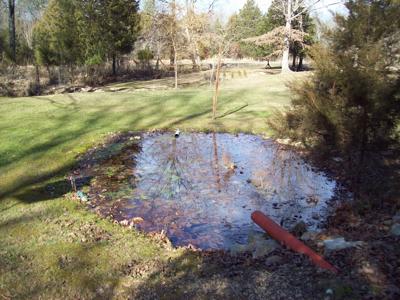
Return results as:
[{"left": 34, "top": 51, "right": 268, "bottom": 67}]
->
[
  {"left": 34, "top": 0, "right": 139, "bottom": 76},
  {"left": 1, "top": 0, "right": 139, "bottom": 76},
  {"left": 0, "top": 0, "right": 316, "bottom": 75}
]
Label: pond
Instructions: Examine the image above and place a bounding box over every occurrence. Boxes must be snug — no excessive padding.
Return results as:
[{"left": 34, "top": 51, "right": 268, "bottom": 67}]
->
[{"left": 78, "top": 132, "right": 337, "bottom": 251}]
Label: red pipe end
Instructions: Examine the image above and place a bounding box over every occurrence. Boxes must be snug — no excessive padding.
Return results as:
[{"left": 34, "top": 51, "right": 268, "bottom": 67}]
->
[{"left": 251, "top": 210, "right": 339, "bottom": 274}]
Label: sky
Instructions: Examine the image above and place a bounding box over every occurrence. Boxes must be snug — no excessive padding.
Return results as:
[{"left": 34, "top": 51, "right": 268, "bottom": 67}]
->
[
  {"left": 140, "top": 0, "right": 348, "bottom": 24},
  {"left": 210, "top": 0, "right": 347, "bottom": 23}
]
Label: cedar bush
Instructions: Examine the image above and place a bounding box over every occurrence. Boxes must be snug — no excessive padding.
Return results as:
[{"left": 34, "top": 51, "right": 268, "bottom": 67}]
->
[
  {"left": 269, "top": 0, "right": 400, "bottom": 204},
  {"left": 272, "top": 0, "right": 400, "bottom": 153}
]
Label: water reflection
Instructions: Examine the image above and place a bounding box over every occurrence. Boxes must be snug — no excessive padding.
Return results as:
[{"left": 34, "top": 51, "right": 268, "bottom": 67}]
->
[{"left": 86, "top": 132, "right": 336, "bottom": 250}]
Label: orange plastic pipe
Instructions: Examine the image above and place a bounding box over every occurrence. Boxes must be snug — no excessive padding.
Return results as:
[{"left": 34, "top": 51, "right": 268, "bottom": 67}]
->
[{"left": 251, "top": 211, "right": 339, "bottom": 274}]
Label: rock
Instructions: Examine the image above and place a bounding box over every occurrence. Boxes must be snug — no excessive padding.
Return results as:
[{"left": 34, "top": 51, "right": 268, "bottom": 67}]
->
[
  {"left": 390, "top": 223, "right": 400, "bottom": 236},
  {"left": 393, "top": 212, "right": 400, "bottom": 223},
  {"left": 120, "top": 219, "right": 129, "bottom": 226},
  {"left": 265, "top": 255, "right": 283, "bottom": 266},
  {"left": 230, "top": 244, "right": 249, "bottom": 255},
  {"left": 312, "top": 212, "right": 320, "bottom": 220},
  {"left": 383, "top": 219, "right": 393, "bottom": 226},
  {"left": 323, "top": 237, "right": 364, "bottom": 251},
  {"left": 332, "top": 157, "right": 343, "bottom": 162},
  {"left": 252, "top": 239, "right": 280, "bottom": 258},
  {"left": 82, "top": 87, "right": 95, "bottom": 92},
  {"left": 325, "top": 288, "right": 333, "bottom": 295},
  {"left": 276, "top": 138, "right": 291, "bottom": 145},
  {"left": 232, "top": 233, "right": 281, "bottom": 257},
  {"left": 96, "top": 287, "right": 105, "bottom": 295},
  {"left": 132, "top": 217, "right": 144, "bottom": 224},
  {"left": 300, "top": 231, "right": 318, "bottom": 241},
  {"left": 291, "top": 221, "right": 307, "bottom": 237}
]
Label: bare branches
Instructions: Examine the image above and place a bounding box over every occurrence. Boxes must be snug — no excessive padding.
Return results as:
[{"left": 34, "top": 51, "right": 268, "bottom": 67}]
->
[
  {"left": 207, "top": 0, "right": 218, "bottom": 13},
  {"left": 290, "top": 0, "right": 344, "bottom": 20},
  {"left": 244, "top": 27, "right": 306, "bottom": 45}
]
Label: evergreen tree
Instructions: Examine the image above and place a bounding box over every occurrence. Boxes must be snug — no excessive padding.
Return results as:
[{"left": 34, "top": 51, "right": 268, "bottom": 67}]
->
[
  {"left": 77, "top": 0, "right": 140, "bottom": 75},
  {"left": 271, "top": 0, "right": 400, "bottom": 200},
  {"left": 102, "top": 0, "right": 140, "bottom": 75},
  {"left": 33, "top": 0, "right": 83, "bottom": 67},
  {"left": 227, "top": 0, "right": 268, "bottom": 58},
  {"left": 34, "top": 0, "right": 140, "bottom": 76}
]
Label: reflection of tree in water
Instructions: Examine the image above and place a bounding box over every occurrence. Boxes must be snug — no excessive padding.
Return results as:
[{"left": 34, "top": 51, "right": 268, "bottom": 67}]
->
[
  {"left": 147, "top": 137, "right": 191, "bottom": 200},
  {"left": 251, "top": 145, "right": 321, "bottom": 226},
  {"left": 211, "top": 132, "right": 222, "bottom": 192},
  {"left": 211, "top": 133, "right": 236, "bottom": 193}
]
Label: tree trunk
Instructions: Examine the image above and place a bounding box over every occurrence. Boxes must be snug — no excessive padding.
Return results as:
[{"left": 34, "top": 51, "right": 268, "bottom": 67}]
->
[
  {"left": 212, "top": 51, "right": 222, "bottom": 119},
  {"left": 190, "top": 55, "right": 197, "bottom": 70},
  {"left": 297, "top": 55, "right": 303, "bottom": 71},
  {"left": 112, "top": 54, "right": 117, "bottom": 76},
  {"left": 8, "top": 0, "right": 16, "bottom": 62},
  {"left": 281, "top": 0, "right": 292, "bottom": 73},
  {"left": 34, "top": 63, "right": 40, "bottom": 94},
  {"left": 169, "top": 46, "right": 174, "bottom": 69},
  {"left": 292, "top": 54, "right": 297, "bottom": 69},
  {"left": 354, "top": 107, "right": 369, "bottom": 201},
  {"left": 58, "top": 66, "right": 62, "bottom": 84},
  {"left": 172, "top": 40, "right": 178, "bottom": 89}
]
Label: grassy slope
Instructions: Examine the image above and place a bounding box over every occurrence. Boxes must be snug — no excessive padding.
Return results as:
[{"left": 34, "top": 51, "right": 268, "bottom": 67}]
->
[{"left": 0, "top": 71, "right": 303, "bottom": 299}]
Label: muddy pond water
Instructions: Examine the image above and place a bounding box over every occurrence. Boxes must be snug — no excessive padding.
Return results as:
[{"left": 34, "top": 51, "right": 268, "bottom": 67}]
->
[{"left": 81, "top": 132, "right": 337, "bottom": 251}]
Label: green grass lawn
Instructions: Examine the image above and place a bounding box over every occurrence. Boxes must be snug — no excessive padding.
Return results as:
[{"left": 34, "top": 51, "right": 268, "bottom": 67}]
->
[{"left": 0, "top": 70, "right": 305, "bottom": 299}]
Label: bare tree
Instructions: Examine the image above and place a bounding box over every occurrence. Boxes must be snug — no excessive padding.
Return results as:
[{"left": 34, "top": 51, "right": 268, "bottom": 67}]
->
[
  {"left": 182, "top": 0, "right": 208, "bottom": 70},
  {"left": 208, "top": 20, "right": 242, "bottom": 119},
  {"left": 246, "top": 0, "right": 343, "bottom": 72},
  {"left": 17, "top": 0, "right": 47, "bottom": 49},
  {"left": 164, "top": 0, "right": 181, "bottom": 89}
]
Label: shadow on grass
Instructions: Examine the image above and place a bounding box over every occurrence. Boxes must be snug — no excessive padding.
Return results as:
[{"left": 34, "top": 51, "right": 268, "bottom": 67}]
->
[
  {"left": 13, "top": 176, "right": 93, "bottom": 204},
  {"left": 1, "top": 88, "right": 239, "bottom": 202}
]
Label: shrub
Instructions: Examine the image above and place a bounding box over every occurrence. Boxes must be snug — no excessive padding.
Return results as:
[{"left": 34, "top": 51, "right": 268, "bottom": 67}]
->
[
  {"left": 270, "top": 0, "right": 400, "bottom": 204},
  {"left": 272, "top": 1, "right": 400, "bottom": 153},
  {"left": 137, "top": 48, "right": 154, "bottom": 70}
]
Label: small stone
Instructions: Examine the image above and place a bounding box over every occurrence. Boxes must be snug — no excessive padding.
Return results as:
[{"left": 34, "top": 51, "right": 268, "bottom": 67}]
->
[
  {"left": 390, "top": 223, "right": 400, "bottom": 236},
  {"left": 325, "top": 288, "right": 333, "bottom": 295},
  {"left": 291, "top": 221, "right": 307, "bottom": 237},
  {"left": 132, "top": 217, "right": 144, "bottom": 224},
  {"left": 300, "top": 231, "right": 318, "bottom": 241},
  {"left": 265, "top": 255, "right": 283, "bottom": 266},
  {"left": 393, "top": 212, "right": 400, "bottom": 223},
  {"left": 312, "top": 212, "right": 320, "bottom": 220},
  {"left": 120, "top": 219, "right": 129, "bottom": 226},
  {"left": 383, "top": 219, "right": 392, "bottom": 226},
  {"left": 276, "top": 138, "right": 291, "bottom": 145},
  {"left": 324, "top": 237, "right": 364, "bottom": 251},
  {"left": 252, "top": 239, "right": 280, "bottom": 258}
]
